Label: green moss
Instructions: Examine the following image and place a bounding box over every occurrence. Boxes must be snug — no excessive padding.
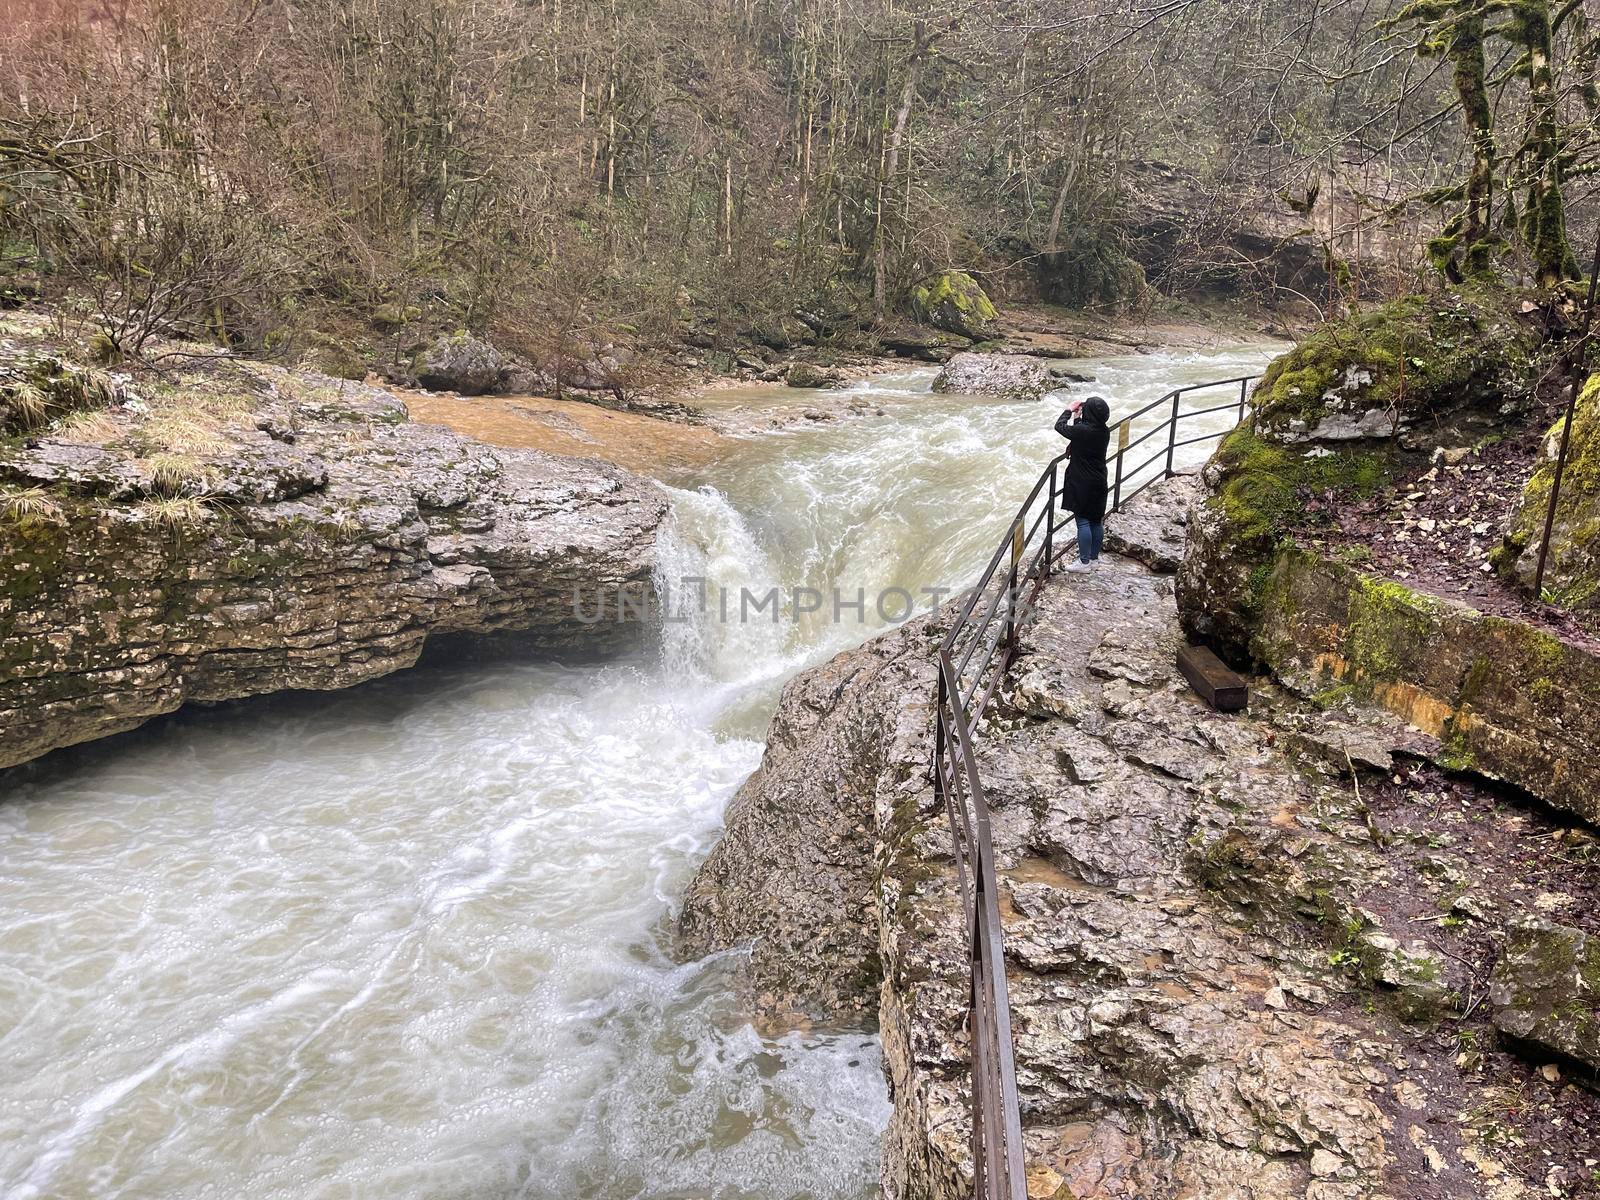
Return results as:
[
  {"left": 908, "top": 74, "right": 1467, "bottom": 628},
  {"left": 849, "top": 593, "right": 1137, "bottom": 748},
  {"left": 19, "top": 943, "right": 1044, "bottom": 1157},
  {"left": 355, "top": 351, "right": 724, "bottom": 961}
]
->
[
  {"left": 1213, "top": 426, "right": 1390, "bottom": 547},
  {"left": 911, "top": 271, "right": 996, "bottom": 327},
  {"left": 1440, "top": 725, "right": 1478, "bottom": 771},
  {"left": 1506, "top": 374, "right": 1600, "bottom": 607},
  {"left": 1347, "top": 575, "right": 1445, "bottom": 680}
]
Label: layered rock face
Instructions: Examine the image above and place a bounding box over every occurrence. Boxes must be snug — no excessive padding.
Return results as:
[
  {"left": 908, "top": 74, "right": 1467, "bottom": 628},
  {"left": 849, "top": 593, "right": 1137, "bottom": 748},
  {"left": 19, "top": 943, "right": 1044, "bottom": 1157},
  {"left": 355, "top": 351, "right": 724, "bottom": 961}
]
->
[
  {"left": 0, "top": 364, "right": 666, "bottom": 769},
  {"left": 1240, "top": 547, "right": 1600, "bottom": 824},
  {"left": 682, "top": 479, "right": 1581, "bottom": 1200}
]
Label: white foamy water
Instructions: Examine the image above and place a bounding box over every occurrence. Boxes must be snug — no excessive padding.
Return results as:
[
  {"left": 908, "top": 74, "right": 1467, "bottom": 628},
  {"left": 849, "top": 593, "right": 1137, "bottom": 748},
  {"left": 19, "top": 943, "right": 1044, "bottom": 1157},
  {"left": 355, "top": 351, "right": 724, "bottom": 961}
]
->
[{"left": 0, "top": 341, "right": 1279, "bottom": 1200}]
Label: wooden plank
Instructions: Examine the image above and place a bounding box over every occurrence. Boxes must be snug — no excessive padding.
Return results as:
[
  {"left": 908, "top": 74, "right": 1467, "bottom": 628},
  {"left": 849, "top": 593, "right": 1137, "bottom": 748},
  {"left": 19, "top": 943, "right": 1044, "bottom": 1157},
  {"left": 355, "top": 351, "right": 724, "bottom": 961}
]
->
[{"left": 1178, "top": 644, "right": 1248, "bottom": 712}]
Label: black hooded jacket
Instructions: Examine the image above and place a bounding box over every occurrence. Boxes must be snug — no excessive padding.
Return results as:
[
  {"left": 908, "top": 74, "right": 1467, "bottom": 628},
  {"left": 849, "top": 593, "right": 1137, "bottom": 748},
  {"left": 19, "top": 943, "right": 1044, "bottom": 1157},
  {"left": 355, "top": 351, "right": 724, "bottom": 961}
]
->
[{"left": 1055, "top": 396, "right": 1112, "bottom": 521}]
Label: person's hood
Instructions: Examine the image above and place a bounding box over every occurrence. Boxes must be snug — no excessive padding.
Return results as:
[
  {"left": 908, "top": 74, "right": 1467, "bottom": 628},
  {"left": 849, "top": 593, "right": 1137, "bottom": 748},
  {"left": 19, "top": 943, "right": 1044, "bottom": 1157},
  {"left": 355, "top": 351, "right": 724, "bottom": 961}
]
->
[{"left": 1083, "top": 396, "right": 1111, "bottom": 426}]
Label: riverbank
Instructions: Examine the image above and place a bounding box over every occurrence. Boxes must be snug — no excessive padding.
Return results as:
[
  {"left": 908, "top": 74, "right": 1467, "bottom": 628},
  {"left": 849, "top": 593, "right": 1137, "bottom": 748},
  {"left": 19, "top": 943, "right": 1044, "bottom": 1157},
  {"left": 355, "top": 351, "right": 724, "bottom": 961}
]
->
[{"left": 402, "top": 305, "right": 1293, "bottom": 469}]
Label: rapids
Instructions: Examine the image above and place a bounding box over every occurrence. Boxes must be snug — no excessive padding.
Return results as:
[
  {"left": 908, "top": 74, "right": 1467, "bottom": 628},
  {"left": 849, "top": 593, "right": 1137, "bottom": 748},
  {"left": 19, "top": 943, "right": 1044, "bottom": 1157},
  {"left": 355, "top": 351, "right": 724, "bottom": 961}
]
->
[{"left": 0, "top": 342, "right": 1278, "bottom": 1200}]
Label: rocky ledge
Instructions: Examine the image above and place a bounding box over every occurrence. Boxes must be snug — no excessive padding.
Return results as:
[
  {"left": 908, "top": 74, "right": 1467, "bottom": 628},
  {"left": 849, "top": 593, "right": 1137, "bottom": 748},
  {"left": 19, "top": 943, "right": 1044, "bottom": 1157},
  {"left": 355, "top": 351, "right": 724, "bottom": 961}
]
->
[
  {"left": 0, "top": 352, "right": 666, "bottom": 770},
  {"left": 680, "top": 476, "right": 1599, "bottom": 1200}
]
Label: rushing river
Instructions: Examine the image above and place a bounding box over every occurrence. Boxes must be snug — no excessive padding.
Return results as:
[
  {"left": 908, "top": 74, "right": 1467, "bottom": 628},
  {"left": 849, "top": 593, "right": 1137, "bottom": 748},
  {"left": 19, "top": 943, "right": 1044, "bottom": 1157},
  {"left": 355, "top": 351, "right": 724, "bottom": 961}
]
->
[{"left": 0, "top": 342, "right": 1278, "bottom": 1200}]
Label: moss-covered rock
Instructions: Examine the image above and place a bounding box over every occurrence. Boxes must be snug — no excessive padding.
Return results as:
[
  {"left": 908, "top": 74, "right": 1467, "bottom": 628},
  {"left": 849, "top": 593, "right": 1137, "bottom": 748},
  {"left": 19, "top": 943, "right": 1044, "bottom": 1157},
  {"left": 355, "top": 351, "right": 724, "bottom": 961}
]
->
[
  {"left": 1177, "top": 424, "right": 1395, "bottom": 661},
  {"left": 1498, "top": 373, "right": 1600, "bottom": 608},
  {"left": 1488, "top": 918, "right": 1598, "bottom": 1072},
  {"left": 1233, "top": 547, "right": 1600, "bottom": 824},
  {"left": 910, "top": 270, "right": 997, "bottom": 341},
  {"left": 1252, "top": 289, "right": 1540, "bottom": 443}
]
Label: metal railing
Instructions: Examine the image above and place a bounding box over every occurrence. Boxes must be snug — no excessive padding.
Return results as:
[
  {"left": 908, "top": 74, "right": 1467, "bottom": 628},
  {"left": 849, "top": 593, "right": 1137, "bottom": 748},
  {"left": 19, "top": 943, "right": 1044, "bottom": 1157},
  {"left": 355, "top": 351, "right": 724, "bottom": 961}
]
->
[{"left": 930, "top": 373, "right": 1256, "bottom": 1200}]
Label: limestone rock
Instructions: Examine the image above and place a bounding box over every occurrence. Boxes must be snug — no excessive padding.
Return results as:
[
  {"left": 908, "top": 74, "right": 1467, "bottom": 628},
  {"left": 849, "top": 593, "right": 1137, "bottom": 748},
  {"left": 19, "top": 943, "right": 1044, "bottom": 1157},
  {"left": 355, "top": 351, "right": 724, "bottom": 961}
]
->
[
  {"left": 684, "top": 477, "right": 1534, "bottom": 1198},
  {"left": 1489, "top": 918, "right": 1599, "bottom": 1071},
  {"left": 0, "top": 368, "right": 666, "bottom": 770},
  {"left": 1105, "top": 473, "right": 1199, "bottom": 572},
  {"left": 933, "top": 352, "right": 1055, "bottom": 401},
  {"left": 414, "top": 333, "right": 507, "bottom": 395}
]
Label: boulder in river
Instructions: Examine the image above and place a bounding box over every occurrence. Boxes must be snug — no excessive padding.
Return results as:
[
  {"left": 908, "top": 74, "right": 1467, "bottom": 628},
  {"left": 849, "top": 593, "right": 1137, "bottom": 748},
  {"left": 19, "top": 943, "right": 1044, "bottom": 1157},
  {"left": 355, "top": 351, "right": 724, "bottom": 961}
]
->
[
  {"left": 414, "top": 332, "right": 507, "bottom": 395},
  {"left": 784, "top": 361, "right": 846, "bottom": 390},
  {"left": 0, "top": 353, "right": 667, "bottom": 770},
  {"left": 932, "top": 351, "right": 1054, "bottom": 400}
]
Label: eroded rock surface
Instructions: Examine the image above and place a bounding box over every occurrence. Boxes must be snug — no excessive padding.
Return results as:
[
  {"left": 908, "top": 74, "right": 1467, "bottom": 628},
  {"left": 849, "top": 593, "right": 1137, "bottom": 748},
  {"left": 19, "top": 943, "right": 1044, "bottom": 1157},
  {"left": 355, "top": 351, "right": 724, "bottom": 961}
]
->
[
  {"left": 0, "top": 366, "right": 666, "bottom": 769},
  {"left": 682, "top": 475, "right": 1584, "bottom": 1200}
]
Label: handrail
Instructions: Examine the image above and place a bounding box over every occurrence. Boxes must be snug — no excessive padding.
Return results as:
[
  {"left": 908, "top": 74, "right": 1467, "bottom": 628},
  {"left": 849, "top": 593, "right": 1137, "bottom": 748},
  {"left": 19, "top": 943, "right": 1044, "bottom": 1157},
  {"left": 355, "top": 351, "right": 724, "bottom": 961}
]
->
[{"left": 931, "top": 372, "right": 1256, "bottom": 1200}]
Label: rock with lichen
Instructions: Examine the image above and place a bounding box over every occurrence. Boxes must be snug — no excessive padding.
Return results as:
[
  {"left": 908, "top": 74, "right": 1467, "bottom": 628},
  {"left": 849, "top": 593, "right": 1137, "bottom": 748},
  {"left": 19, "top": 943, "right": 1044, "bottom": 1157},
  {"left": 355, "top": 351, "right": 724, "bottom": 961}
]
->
[
  {"left": 1489, "top": 918, "right": 1599, "bottom": 1072},
  {"left": 1498, "top": 373, "right": 1600, "bottom": 609},
  {"left": 1248, "top": 289, "right": 1540, "bottom": 445}
]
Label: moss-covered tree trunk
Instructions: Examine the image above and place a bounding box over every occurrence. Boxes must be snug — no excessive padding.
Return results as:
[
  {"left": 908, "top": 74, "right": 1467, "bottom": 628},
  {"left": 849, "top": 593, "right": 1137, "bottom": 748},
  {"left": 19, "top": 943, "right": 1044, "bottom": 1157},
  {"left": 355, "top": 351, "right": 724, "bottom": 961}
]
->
[
  {"left": 1450, "top": 8, "right": 1498, "bottom": 278},
  {"left": 1513, "top": 0, "right": 1580, "bottom": 286}
]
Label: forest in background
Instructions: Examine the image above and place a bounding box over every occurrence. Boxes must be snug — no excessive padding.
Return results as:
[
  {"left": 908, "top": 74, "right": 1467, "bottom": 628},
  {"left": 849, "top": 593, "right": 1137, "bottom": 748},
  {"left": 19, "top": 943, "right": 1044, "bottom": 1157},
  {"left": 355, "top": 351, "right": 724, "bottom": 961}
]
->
[{"left": 4, "top": 0, "right": 1600, "bottom": 383}]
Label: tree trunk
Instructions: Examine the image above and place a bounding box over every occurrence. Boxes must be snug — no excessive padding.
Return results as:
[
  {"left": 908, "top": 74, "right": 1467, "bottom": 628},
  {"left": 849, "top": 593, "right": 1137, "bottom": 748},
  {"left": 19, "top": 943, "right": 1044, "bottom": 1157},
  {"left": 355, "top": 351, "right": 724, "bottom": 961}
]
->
[
  {"left": 1448, "top": 8, "right": 1496, "bottom": 278},
  {"left": 874, "top": 35, "right": 923, "bottom": 321}
]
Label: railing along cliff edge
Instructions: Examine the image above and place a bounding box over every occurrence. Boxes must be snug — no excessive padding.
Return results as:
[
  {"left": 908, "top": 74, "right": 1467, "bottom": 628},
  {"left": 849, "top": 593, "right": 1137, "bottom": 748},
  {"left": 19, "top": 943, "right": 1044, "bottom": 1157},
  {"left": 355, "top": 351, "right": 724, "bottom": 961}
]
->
[{"left": 930, "top": 373, "right": 1257, "bottom": 1200}]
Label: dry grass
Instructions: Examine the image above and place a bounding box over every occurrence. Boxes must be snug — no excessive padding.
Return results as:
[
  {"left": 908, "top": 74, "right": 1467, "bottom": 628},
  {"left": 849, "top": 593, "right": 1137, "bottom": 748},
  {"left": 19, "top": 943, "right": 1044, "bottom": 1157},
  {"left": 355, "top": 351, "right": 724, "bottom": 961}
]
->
[
  {"left": 138, "top": 451, "right": 214, "bottom": 497},
  {"left": 0, "top": 357, "right": 119, "bottom": 435},
  {"left": 0, "top": 485, "right": 65, "bottom": 528},
  {"left": 53, "top": 407, "right": 122, "bottom": 443},
  {"left": 136, "top": 408, "right": 231, "bottom": 457},
  {"left": 134, "top": 496, "right": 213, "bottom": 529},
  {"left": 4, "top": 381, "right": 48, "bottom": 429}
]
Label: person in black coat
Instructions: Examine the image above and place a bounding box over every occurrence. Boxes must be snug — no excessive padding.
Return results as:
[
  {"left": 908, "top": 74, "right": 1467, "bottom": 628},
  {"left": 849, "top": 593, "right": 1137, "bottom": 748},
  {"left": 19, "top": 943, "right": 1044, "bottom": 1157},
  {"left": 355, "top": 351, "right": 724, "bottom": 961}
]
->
[{"left": 1054, "top": 395, "right": 1112, "bottom": 572}]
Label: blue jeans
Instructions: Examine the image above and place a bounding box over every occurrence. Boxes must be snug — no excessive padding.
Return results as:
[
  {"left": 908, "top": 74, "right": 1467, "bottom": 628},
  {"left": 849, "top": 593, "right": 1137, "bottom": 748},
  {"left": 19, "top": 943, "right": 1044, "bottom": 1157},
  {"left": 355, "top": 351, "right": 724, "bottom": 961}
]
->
[{"left": 1075, "top": 517, "right": 1105, "bottom": 563}]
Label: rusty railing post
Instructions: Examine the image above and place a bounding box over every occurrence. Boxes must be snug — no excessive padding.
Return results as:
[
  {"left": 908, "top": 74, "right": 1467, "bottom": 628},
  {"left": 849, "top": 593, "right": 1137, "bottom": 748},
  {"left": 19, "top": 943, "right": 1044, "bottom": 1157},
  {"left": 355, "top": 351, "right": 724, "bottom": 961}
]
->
[
  {"left": 1111, "top": 421, "right": 1128, "bottom": 512},
  {"left": 1003, "top": 518, "right": 1021, "bottom": 652},
  {"left": 1164, "top": 388, "right": 1181, "bottom": 477},
  {"left": 1238, "top": 376, "right": 1248, "bottom": 423},
  {"left": 1044, "top": 462, "right": 1057, "bottom": 573}
]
